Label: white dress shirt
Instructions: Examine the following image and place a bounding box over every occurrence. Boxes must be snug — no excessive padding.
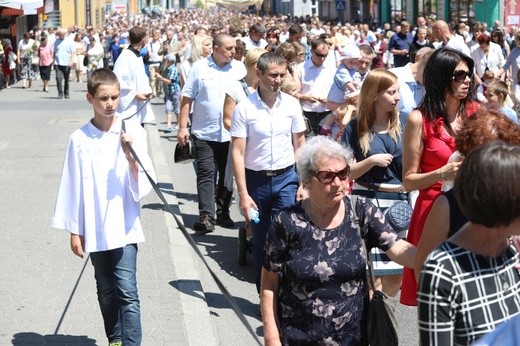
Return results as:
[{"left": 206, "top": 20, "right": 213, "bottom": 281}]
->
[
  {"left": 231, "top": 91, "right": 306, "bottom": 171},
  {"left": 298, "top": 59, "right": 336, "bottom": 112}
]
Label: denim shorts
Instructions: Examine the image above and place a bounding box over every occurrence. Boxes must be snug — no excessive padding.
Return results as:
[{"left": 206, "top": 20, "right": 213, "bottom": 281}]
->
[{"left": 165, "top": 90, "right": 180, "bottom": 115}]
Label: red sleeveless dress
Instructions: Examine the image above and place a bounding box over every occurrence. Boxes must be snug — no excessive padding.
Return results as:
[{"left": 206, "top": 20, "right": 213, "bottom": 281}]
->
[{"left": 400, "top": 102, "right": 479, "bottom": 306}]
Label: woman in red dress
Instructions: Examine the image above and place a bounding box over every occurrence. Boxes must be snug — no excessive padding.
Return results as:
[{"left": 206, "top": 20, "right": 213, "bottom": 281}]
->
[{"left": 401, "top": 48, "right": 479, "bottom": 306}]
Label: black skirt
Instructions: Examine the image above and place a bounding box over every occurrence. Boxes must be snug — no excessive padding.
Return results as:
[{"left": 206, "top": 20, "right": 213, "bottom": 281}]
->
[{"left": 39, "top": 65, "right": 52, "bottom": 80}]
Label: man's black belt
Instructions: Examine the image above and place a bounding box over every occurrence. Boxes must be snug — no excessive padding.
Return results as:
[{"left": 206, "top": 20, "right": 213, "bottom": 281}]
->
[
  {"left": 303, "top": 110, "right": 331, "bottom": 117},
  {"left": 247, "top": 164, "right": 294, "bottom": 177}
]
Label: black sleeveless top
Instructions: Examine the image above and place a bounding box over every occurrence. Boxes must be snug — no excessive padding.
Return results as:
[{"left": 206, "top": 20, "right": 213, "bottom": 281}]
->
[{"left": 445, "top": 189, "right": 468, "bottom": 237}]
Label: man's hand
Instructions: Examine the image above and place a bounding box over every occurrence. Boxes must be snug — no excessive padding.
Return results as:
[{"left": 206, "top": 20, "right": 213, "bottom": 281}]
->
[
  {"left": 70, "top": 234, "right": 85, "bottom": 258},
  {"left": 135, "top": 93, "right": 152, "bottom": 101},
  {"left": 239, "top": 194, "right": 257, "bottom": 222},
  {"left": 177, "top": 127, "right": 190, "bottom": 146}
]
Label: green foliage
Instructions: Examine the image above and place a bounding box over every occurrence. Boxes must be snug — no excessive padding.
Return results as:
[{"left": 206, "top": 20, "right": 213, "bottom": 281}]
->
[{"left": 194, "top": 0, "right": 205, "bottom": 9}]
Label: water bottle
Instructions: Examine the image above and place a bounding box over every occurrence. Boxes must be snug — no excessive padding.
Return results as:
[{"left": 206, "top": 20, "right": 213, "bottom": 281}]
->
[{"left": 249, "top": 207, "right": 260, "bottom": 224}]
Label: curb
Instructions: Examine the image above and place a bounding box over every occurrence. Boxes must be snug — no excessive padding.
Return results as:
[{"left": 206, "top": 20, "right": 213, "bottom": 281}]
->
[{"left": 146, "top": 122, "right": 219, "bottom": 346}]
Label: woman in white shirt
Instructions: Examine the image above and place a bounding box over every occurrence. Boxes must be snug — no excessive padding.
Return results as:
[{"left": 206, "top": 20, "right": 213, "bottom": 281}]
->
[
  {"left": 471, "top": 34, "right": 505, "bottom": 80},
  {"left": 17, "top": 32, "right": 36, "bottom": 88}
]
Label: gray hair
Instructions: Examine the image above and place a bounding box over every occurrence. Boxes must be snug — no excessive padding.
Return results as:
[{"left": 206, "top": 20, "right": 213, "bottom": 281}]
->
[
  {"left": 297, "top": 136, "right": 353, "bottom": 184},
  {"left": 256, "top": 51, "right": 286, "bottom": 73}
]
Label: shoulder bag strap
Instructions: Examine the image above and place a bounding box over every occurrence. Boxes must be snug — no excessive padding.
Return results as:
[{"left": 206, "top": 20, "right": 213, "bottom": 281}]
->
[{"left": 350, "top": 195, "right": 376, "bottom": 288}]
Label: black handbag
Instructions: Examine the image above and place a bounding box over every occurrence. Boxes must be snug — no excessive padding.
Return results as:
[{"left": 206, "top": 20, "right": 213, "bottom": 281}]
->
[
  {"left": 350, "top": 195, "right": 399, "bottom": 346},
  {"left": 83, "top": 56, "right": 88, "bottom": 66},
  {"left": 384, "top": 201, "right": 412, "bottom": 233},
  {"left": 174, "top": 140, "right": 195, "bottom": 163}
]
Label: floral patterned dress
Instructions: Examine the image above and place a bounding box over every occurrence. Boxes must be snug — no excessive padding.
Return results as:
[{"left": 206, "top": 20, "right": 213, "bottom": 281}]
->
[{"left": 263, "top": 196, "right": 399, "bottom": 346}]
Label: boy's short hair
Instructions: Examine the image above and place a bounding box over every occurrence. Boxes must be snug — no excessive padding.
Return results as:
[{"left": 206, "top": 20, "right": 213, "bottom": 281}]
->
[
  {"left": 483, "top": 69, "right": 495, "bottom": 81},
  {"left": 487, "top": 81, "right": 509, "bottom": 99},
  {"left": 128, "top": 27, "right": 147, "bottom": 45},
  {"left": 87, "top": 68, "right": 120, "bottom": 96}
]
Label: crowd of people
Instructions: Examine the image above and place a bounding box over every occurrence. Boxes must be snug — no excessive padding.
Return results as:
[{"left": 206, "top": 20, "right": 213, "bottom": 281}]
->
[{"left": 34, "top": 5, "right": 520, "bottom": 346}]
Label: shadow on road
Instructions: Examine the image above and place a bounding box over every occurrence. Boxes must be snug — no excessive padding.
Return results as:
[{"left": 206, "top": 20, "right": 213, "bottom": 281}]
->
[{"left": 12, "top": 332, "right": 97, "bottom": 345}]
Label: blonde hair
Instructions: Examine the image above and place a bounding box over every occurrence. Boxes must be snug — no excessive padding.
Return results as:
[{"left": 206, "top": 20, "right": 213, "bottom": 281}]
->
[
  {"left": 487, "top": 81, "right": 510, "bottom": 103},
  {"left": 190, "top": 34, "right": 211, "bottom": 63},
  {"left": 244, "top": 48, "right": 267, "bottom": 72},
  {"left": 281, "top": 76, "right": 299, "bottom": 95},
  {"left": 357, "top": 68, "right": 400, "bottom": 155}
]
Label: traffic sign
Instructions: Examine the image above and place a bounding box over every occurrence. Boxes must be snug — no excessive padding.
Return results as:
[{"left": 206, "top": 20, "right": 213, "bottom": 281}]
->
[{"left": 335, "top": 0, "right": 345, "bottom": 11}]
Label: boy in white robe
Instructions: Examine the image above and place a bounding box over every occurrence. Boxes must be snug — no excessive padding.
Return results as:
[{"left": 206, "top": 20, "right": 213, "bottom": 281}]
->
[
  {"left": 113, "top": 26, "right": 155, "bottom": 125},
  {"left": 51, "top": 68, "right": 155, "bottom": 346}
]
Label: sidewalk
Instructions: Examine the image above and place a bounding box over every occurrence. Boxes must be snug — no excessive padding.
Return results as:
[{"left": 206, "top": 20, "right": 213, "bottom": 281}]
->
[{"left": 0, "top": 78, "right": 216, "bottom": 345}]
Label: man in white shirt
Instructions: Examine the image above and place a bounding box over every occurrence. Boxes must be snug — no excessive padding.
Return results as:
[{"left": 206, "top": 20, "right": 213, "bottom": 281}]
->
[
  {"left": 178, "top": 33, "right": 246, "bottom": 232},
  {"left": 147, "top": 30, "right": 163, "bottom": 97},
  {"left": 113, "top": 26, "right": 155, "bottom": 124},
  {"left": 231, "top": 51, "right": 306, "bottom": 293},
  {"left": 296, "top": 37, "right": 336, "bottom": 135},
  {"left": 432, "top": 20, "right": 471, "bottom": 56},
  {"left": 241, "top": 23, "right": 268, "bottom": 51},
  {"left": 390, "top": 47, "right": 434, "bottom": 119}
]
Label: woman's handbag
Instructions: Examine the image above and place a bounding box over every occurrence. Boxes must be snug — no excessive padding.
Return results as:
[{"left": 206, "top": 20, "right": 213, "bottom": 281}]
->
[
  {"left": 350, "top": 195, "right": 399, "bottom": 346},
  {"left": 384, "top": 201, "right": 413, "bottom": 233},
  {"left": 83, "top": 56, "right": 88, "bottom": 67},
  {"left": 174, "top": 140, "right": 196, "bottom": 163}
]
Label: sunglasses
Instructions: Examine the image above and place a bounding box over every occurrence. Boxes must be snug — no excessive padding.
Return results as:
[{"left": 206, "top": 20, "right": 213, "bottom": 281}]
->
[
  {"left": 312, "top": 50, "right": 328, "bottom": 59},
  {"left": 452, "top": 69, "right": 473, "bottom": 83},
  {"left": 309, "top": 166, "right": 350, "bottom": 184}
]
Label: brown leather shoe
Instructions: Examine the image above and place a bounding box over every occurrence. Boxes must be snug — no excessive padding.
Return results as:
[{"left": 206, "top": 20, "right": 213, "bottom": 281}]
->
[{"left": 193, "top": 215, "right": 215, "bottom": 233}]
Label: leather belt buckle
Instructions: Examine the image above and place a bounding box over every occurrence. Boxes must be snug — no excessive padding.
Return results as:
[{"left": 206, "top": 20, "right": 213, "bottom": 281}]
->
[{"left": 265, "top": 170, "right": 277, "bottom": 177}]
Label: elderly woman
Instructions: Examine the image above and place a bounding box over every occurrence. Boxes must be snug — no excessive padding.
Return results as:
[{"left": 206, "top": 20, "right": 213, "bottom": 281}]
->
[
  {"left": 400, "top": 48, "right": 479, "bottom": 306},
  {"left": 17, "top": 32, "right": 36, "bottom": 88},
  {"left": 261, "top": 135, "right": 416, "bottom": 346},
  {"left": 418, "top": 141, "right": 520, "bottom": 345},
  {"left": 470, "top": 34, "right": 505, "bottom": 80}
]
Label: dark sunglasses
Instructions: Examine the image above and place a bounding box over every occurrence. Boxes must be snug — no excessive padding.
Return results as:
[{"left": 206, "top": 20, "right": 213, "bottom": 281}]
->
[
  {"left": 309, "top": 166, "right": 350, "bottom": 184},
  {"left": 452, "top": 69, "right": 473, "bottom": 83},
  {"left": 312, "top": 50, "right": 328, "bottom": 59}
]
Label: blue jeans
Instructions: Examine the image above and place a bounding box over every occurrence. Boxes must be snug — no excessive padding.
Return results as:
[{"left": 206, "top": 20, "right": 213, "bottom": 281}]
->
[
  {"left": 90, "top": 244, "right": 142, "bottom": 345},
  {"left": 245, "top": 167, "right": 299, "bottom": 292}
]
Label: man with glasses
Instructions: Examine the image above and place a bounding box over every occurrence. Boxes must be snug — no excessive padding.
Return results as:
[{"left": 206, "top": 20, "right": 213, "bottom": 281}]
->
[
  {"left": 295, "top": 37, "right": 336, "bottom": 135},
  {"left": 231, "top": 52, "right": 306, "bottom": 299}
]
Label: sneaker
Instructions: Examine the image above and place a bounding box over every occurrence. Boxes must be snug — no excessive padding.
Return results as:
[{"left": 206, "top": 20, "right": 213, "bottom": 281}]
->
[
  {"left": 109, "top": 341, "right": 122, "bottom": 346},
  {"left": 193, "top": 215, "right": 215, "bottom": 233},
  {"left": 65, "top": 95, "right": 70, "bottom": 99},
  {"left": 164, "top": 127, "right": 173, "bottom": 133},
  {"left": 216, "top": 214, "right": 235, "bottom": 228}
]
